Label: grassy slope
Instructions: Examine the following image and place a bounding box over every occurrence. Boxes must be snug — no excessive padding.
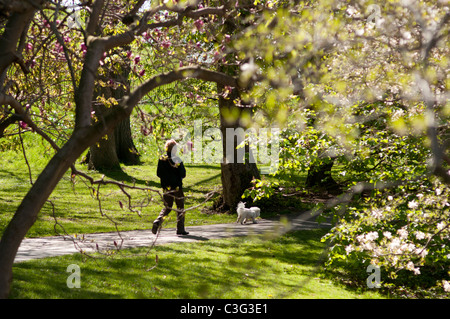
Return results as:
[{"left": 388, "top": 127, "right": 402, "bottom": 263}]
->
[
  {"left": 10, "top": 230, "right": 384, "bottom": 299},
  {"left": 1, "top": 132, "right": 385, "bottom": 299}
]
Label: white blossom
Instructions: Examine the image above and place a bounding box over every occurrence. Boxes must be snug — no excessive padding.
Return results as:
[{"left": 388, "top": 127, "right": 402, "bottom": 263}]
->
[
  {"left": 415, "top": 247, "right": 428, "bottom": 258},
  {"left": 371, "top": 209, "right": 383, "bottom": 219},
  {"left": 389, "top": 238, "right": 401, "bottom": 251},
  {"left": 345, "top": 245, "right": 354, "bottom": 255},
  {"left": 408, "top": 200, "right": 419, "bottom": 209},
  {"left": 415, "top": 231, "right": 426, "bottom": 240},
  {"left": 406, "top": 261, "right": 421, "bottom": 275},
  {"left": 443, "top": 280, "right": 450, "bottom": 293},
  {"left": 366, "top": 231, "right": 379, "bottom": 241},
  {"left": 356, "top": 234, "right": 365, "bottom": 243},
  {"left": 397, "top": 227, "right": 408, "bottom": 239}
]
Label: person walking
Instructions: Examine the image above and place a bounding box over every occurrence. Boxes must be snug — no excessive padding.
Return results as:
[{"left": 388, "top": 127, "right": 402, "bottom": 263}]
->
[{"left": 152, "top": 139, "right": 189, "bottom": 235}]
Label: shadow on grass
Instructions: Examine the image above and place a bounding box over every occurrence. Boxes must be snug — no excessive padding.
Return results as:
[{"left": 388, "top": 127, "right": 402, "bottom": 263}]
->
[
  {"left": 10, "top": 229, "right": 340, "bottom": 299},
  {"left": 99, "top": 166, "right": 223, "bottom": 205},
  {"left": 145, "top": 229, "right": 382, "bottom": 299},
  {"left": 100, "top": 168, "right": 160, "bottom": 188}
]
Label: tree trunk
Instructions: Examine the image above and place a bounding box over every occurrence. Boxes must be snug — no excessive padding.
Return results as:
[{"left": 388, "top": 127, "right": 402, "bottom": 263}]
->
[
  {"left": 212, "top": 12, "right": 260, "bottom": 212},
  {"left": 220, "top": 161, "right": 260, "bottom": 211},
  {"left": 306, "top": 157, "right": 341, "bottom": 195},
  {"left": 88, "top": 130, "right": 121, "bottom": 171},
  {"left": 213, "top": 84, "right": 260, "bottom": 212},
  {"left": 114, "top": 116, "right": 140, "bottom": 165},
  {"left": 86, "top": 117, "right": 140, "bottom": 170},
  {"left": 87, "top": 62, "right": 140, "bottom": 171}
]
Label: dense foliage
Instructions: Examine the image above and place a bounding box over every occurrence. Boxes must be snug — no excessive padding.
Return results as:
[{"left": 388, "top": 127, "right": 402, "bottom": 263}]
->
[
  {"left": 236, "top": 0, "right": 449, "bottom": 296},
  {"left": 0, "top": 0, "right": 449, "bottom": 298}
]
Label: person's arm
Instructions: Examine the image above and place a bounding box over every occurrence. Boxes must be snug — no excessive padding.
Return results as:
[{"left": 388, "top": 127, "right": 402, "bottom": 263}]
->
[
  {"left": 157, "top": 161, "right": 161, "bottom": 178},
  {"left": 179, "top": 162, "right": 186, "bottom": 179},
  {"left": 157, "top": 158, "right": 164, "bottom": 178}
]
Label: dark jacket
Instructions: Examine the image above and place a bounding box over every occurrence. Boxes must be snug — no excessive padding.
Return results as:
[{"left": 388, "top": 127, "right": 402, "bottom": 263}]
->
[{"left": 157, "top": 152, "right": 186, "bottom": 189}]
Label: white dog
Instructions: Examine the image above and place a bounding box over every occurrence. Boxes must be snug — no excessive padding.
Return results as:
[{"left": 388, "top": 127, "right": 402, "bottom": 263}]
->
[{"left": 236, "top": 202, "right": 260, "bottom": 224}]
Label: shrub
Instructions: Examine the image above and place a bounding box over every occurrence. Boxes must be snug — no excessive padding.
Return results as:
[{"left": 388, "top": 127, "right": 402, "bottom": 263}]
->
[{"left": 322, "top": 178, "right": 450, "bottom": 298}]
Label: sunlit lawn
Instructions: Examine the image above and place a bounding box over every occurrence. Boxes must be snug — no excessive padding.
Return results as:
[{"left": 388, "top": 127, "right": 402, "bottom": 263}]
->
[
  {"left": 2, "top": 133, "right": 387, "bottom": 299},
  {"left": 0, "top": 131, "right": 239, "bottom": 238},
  {"left": 9, "top": 229, "right": 385, "bottom": 299}
]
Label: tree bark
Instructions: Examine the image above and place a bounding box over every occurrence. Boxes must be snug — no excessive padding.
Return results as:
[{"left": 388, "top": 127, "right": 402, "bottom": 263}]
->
[
  {"left": 87, "top": 60, "right": 140, "bottom": 171},
  {"left": 86, "top": 117, "right": 140, "bottom": 170},
  {"left": 306, "top": 156, "right": 341, "bottom": 195},
  {"left": 114, "top": 116, "right": 140, "bottom": 165},
  {"left": 88, "top": 131, "right": 121, "bottom": 170},
  {"left": 214, "top": 84, "right": 260, "bottom": 212}
]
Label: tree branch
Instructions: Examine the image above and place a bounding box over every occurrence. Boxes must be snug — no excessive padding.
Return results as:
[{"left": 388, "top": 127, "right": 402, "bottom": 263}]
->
[
  {"left": 0, "top": 7, "right": 37, "bottom": 77},
  {"left": 124, "top": 67, "right": 238, "bottom": 113},
  {"left": 86, "top": 0, "right": 104, "bottom": 36},
  {"left": 0, "top": 93, "right": 60, "bottom": 151}
]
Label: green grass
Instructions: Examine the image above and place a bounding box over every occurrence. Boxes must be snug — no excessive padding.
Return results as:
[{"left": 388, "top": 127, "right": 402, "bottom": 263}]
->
[
  {"left": 9, "top": 229, "right": 385, "bottom": 299},
  {"left": 1, "top": 132, "right": 387, "bottom": 299},
  {"left": 0, "top": 162, "right": 237, "bottom": 237},
  {"left": 0, "top": 131, "right": 237, "bottom": 238}
]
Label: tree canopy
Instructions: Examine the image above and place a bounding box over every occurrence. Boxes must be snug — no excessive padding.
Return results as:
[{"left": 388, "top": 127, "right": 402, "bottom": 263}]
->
[{"left": 0, "top": 0, "right": 449, "bottom": 298}]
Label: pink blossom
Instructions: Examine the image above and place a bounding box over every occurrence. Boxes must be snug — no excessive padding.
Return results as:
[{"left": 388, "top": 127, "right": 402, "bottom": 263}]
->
[
  {"left": 134, "top": 55, "right": 141, "bottom": 64},
  {"left": 19, "top": 121, "right": 28, "bottom": 129},
  {"left": 140, "top": 126, "right": 150, "bottom": 136},
  {"left": 161, "top": 41, "right": 171, "bottom": 49},
  {"left": 194, "top": 19, "right": 204, "bottom": 31},
  {"left": 80, "top": 43, "right": 87, "bottom": 52},
  {"left": 139, "top": 69, "right": 145, "bottom": 76},
  {"left": 26, "top": 43, "right": 33, "bottom": 52},
  {"left": 55, "top": 43, "right": 63, "bottom": 53},
  {"left": 142, "top": 32, "right": 151, "bottom": 41}
]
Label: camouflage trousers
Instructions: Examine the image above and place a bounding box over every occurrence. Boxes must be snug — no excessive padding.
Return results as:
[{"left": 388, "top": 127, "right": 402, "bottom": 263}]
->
[{"left": 153, "top": 188, "right": 186, "bottom": 233}]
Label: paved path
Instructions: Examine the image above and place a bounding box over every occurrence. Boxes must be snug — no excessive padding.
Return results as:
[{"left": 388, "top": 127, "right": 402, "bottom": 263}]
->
[{"left": 14, "top": 211, "right": 331, "bottom": 263}]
